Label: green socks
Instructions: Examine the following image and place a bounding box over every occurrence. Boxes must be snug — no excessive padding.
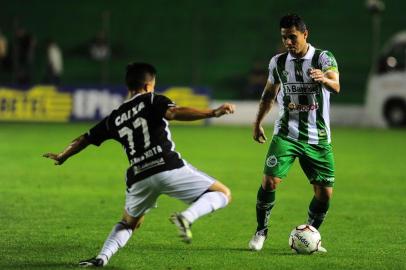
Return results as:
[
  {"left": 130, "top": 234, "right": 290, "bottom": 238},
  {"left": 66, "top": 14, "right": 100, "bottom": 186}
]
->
[{"left": 256, "top": 186, "right": 276, "bottom": 233}]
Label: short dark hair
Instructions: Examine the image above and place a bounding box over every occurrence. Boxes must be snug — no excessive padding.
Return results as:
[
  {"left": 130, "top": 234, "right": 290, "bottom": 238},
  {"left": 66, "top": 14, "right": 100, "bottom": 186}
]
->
[
  {"left": 280, "top": 14, "right": 307, "bottom": 32},
  {"left": 125, "top": 62, "right": 157, "bottom": 90}
]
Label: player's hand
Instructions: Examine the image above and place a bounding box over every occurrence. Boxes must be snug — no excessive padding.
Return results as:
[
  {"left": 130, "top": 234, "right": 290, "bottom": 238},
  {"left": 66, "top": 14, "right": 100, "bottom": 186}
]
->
[
  {"left": 43, "top": 152, "right": 66, "bottom": 165},
  {"left": 309, "top": 68, "right": 326, "bottom": 84},
  {"left": 213, "top": 103, "right": 236, "bottom": 117},
  {"left": 253, "top": 124, "right": 267, "bottom": 144}
]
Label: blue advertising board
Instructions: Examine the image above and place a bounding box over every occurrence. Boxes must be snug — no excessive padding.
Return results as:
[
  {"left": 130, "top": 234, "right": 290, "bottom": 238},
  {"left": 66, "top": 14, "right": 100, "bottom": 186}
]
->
[{"left": 0, "top": 85, "right": 211, "bottom": 123}]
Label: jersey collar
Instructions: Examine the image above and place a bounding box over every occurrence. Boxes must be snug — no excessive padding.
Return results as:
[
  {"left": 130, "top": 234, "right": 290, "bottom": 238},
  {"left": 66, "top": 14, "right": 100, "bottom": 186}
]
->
[
  {"left": 287, "top": 43, "right": 315, "bottom": 61},
  {"left": 124, "top": 92, "right": 148, "bottom": 104}
]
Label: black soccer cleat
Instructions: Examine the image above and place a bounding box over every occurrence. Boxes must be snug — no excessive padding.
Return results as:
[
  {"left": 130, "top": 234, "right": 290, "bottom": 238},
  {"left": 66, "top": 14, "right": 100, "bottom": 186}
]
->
[
  {"left": 169, "top": 212, "right": 192, "bottom": 244},
  {"left": 79, "top": 257, "right": 105, "bottom": 267}
]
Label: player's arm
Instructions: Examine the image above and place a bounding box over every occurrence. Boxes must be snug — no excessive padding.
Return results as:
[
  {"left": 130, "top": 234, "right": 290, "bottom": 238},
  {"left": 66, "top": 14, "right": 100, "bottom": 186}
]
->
[
  {"left": 165, "top": 103, "right": 236, "bottom": 121},
  {"left": 43, "top": 134, "right": 90, "bottom": 165},
  {"left": 253, "top": 81, "right": 280, "bottom": 144},
  {"left": 309, "top": 69, "right": 340, "bottom": 93}
]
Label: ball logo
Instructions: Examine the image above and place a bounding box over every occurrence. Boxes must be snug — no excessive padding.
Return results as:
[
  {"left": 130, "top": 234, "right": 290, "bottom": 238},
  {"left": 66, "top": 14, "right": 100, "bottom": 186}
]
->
[
  {"left": 266, "top": 155, "right": 277, "bottom": 167},
  {"left": 295, "top": 233, "right": 310, "bottom": 247}
]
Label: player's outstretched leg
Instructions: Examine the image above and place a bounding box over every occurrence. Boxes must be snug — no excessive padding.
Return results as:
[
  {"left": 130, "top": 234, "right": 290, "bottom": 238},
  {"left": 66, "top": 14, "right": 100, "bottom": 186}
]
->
[
  {"left": 79, "top": 213, "right": 144, "bottom": 267},
  {"left": 170, "top": 181, "right": 231, "bottom": 243}
]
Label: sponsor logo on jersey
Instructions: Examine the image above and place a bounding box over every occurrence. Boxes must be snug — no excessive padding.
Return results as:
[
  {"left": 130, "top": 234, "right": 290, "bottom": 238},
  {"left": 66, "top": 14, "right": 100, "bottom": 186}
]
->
[
  {"left": 288, "top": 102, "right": 319, "bottom": 112},
  {"left": 283, "top": 83, "right": 319, "bottom": 95},
  {"left": 115, "top": 102, "right": 145, "bottom": 126},
  {"left": 133, "top": 157, "right": 166, "bottom": 174},
  {"left": 129, "top": 145, "right": 163, "bottom": 165},
  {"left": 266, "top": 155, "right": 278, "bottom": 167}
]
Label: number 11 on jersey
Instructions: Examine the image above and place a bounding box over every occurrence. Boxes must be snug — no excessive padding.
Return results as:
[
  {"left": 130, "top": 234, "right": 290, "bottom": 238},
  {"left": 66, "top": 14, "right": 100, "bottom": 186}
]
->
[{"left": 118, "top": 117, "right": 151, "bottom": 155}]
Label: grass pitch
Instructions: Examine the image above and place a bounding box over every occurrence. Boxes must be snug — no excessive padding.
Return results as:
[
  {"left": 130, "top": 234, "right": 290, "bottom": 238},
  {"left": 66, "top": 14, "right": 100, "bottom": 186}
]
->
[{"left": 0, "top": 123, "right": 405, "bottom": 270}]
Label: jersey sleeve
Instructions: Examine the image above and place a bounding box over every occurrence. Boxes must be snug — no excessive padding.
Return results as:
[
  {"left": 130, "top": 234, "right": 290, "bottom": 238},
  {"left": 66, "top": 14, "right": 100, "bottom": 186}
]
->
[
  {"left": 267, "top": 56, "right": 280, "bottom": 84},
  {"left": 152, "top": 94, "right": 176, "bottom": 118},
  {"left": 319, "top": 51, "right": 339, "bottom": 73},
  {"left": 85, "top": 117, "right": 113, "bottom": 146}
]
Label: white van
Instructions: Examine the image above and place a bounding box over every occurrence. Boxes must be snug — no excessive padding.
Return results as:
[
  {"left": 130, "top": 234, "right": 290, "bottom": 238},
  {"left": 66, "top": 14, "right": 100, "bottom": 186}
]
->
[{"left": 365, "top": 31, "right": 406, "bottom": 127}]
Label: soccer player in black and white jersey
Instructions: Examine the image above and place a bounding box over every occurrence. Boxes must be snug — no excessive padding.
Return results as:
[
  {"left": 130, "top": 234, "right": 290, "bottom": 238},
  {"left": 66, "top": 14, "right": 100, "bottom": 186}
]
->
[{"left": 43, "top": 62, "right": 235, "bottom": 267}]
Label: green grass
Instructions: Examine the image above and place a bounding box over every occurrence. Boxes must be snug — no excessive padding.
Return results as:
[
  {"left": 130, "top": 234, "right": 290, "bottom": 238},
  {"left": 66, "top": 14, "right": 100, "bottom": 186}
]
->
[{"left": 0, "top": 123, "right": 405, "bottom": 270}]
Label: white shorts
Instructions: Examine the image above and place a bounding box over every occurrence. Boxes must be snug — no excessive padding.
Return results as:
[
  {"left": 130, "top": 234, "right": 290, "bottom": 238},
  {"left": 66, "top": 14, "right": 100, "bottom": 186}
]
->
[{"left": 125, "top": 163, "right": 216, "bottom": 217}]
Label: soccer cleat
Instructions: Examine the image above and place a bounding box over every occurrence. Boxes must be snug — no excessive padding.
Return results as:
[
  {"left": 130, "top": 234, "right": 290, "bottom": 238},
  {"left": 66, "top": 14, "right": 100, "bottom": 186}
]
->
[
  {"left": 169, "top": 212, "right": 192, "bottom": 244},
  {"left": 248, "top": 229, "right": 267, "bottom": 251},
  {"left": 78, "top": 257, "right": 106, "bottom": 267},
  {"left": 317, "top": 246, "right": 327, "bottom": 253}
]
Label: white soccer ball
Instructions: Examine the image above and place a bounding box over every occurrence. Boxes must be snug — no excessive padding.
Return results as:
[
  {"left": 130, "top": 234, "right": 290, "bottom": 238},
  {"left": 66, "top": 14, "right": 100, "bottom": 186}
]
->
[{"left": 289, "top": 224, "right": 322, "bottom": 254}]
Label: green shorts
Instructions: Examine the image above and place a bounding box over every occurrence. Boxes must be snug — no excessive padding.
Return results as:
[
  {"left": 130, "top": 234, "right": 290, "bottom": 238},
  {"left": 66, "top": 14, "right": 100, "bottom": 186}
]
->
[{"left": 263, "top": 135, "right": 335, "bottom": 187}]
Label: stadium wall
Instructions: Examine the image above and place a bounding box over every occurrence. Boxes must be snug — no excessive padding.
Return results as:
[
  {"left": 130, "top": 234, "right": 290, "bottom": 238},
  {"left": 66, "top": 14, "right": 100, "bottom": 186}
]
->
[{"left": 0, "top": 84, "right": 366, "bottom": 126}]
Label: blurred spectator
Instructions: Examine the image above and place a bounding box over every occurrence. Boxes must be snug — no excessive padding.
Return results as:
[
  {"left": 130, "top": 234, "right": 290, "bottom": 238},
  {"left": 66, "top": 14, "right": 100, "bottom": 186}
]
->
[
  {"left": 0, "top": 29, "right": 7, "bottom": 61},
  {"left": 44, "top": 39, "right": 63, "bottom": 85},
  {"left": 242, "top": 61, "right": 268, "bottom": 99},
  {"left": 89, "top": 31, "right": 110, "bottom": 61},
  {"left": 13, "top": 26, "right": 36, "bottom": 84},
  {"left": 0, "top": 29, "right": 8, "bottom": 81}
]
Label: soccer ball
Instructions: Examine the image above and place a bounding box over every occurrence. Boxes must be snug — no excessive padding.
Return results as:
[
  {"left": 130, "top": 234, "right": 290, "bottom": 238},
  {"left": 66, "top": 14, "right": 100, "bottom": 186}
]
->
[{"left": 289, "top": 224, "right": 322, "bottom": 254}]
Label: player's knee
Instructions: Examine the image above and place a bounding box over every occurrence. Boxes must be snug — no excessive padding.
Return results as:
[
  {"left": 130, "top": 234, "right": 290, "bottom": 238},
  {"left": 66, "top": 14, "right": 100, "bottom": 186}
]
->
[
  {"left": 314, "top": 186, "right": 333, "bottom": 202},
  {"left": 221, "top": 186, "right": 232, "bottom": 203},
  {"left": 209, "top": 181, "right": 232, "bottom": 203},
  {"left": 319, "top": 191, "right": 333, "bottom": 202},
  {"left": 262, "top": 175, "right": 282, "bottom": 191},
  {"left": 123, "top": 214, "right": 144, "bottom": 230}
]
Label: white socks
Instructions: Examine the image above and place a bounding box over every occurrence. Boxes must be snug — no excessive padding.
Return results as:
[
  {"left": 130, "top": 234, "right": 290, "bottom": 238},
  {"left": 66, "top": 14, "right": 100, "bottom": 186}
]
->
[
  {"left": 98, "top": 221, "right": 133, "bottom": 264},
  {"left": 181, "top": 191, "right": 229, "bottom": 224}
]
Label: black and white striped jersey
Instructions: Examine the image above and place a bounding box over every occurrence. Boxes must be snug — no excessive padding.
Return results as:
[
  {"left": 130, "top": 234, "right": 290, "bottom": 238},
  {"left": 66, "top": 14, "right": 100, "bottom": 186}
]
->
[{"left": 85, "top": 92, "right": 184, "bottom": 187}]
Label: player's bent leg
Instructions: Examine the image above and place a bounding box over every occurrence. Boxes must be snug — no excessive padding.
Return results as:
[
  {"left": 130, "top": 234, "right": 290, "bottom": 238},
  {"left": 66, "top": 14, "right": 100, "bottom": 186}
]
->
[
  {"left": 180, "top": 181, "right": 230, "bottom": 224},
  {"left": 79, "top": 212, "right": 144, "bottom": 267},
  {"left": 249, "top": 175, "right": 281, "bottom": 251},
  {"left": 307, "top": 185, "right": 333, "bottom": 230},
  {"left": 161, "top": 165, "right": 230, "bottom": 243},
  {"left": 171, "top": 181, "right": 231, "bottom": 243},
  {"left": 208, "top": 180, "right": 232, "bottom": 202}
]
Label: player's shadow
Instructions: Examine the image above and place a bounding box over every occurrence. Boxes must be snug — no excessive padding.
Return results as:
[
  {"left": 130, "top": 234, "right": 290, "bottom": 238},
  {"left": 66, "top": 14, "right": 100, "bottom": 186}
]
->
[
  {"left": 137, "top": 243, "right": 294, "bottom": 256},
  {"left": 0, "top": 262, "right": 124, "bottom": 270},
  {"left": 228, "top": 247, "right": 295, "bottom": 255}
]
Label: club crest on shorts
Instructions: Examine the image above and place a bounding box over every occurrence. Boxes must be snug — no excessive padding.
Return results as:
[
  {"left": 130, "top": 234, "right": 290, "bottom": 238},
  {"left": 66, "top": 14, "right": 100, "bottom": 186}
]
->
[{"left": 266, "top": 155, "right": 278, "bottom": 167}]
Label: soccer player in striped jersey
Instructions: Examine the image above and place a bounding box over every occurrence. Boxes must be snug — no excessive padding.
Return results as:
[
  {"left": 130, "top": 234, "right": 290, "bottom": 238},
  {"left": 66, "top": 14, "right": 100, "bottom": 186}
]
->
[
  {"left": 248, "top": 14, "right": 340, "bottom": 251},
  {"left": 44, "top": 63, "right": 235, "bottom": 267}
]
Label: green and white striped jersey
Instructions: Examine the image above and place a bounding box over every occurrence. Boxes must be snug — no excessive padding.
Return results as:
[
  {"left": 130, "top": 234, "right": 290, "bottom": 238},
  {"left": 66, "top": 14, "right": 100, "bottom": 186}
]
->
[{"left": 268, "top": 44, "right": 338, "bottom": 144}]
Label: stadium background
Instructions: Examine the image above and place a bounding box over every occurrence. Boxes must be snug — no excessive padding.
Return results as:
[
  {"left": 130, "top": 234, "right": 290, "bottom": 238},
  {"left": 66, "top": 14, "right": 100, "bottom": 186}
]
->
[{"left": 1, "top": 0, "right": 405, "bottom": 103}]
